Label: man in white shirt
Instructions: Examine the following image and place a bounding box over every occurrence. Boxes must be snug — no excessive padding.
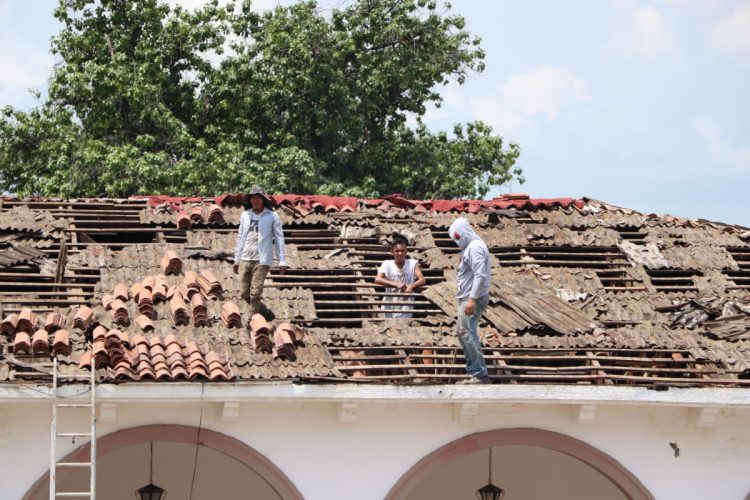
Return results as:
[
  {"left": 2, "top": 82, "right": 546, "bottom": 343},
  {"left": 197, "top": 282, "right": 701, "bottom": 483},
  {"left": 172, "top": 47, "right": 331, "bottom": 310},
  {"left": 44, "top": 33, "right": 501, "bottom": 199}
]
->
[
  {"left": 374, "top": 238, "right": 426, "bottom": 318},
  {"left": 232, "top": 186, "right": 286, "bottom": 316}
]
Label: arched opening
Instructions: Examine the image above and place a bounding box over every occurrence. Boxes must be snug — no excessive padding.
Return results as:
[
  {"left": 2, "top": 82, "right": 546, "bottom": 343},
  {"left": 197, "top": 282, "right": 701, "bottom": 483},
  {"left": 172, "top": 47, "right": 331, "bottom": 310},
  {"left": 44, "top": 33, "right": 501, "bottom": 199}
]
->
[
  {"left": 23, "top": 424, "right": 303, "bottom": 500},
  {"left": 386, "top": 428, "right": 653, "bottom": 500}
]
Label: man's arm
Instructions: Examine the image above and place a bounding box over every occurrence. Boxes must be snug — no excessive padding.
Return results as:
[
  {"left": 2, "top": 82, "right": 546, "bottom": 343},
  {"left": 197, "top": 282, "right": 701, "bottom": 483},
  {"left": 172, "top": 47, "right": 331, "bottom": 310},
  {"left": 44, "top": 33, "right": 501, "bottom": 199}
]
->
[
  {"left": 374, "top": 272, "right": 406, "bottom": 291},
  {"left": 405, "top": 263, "right": 427, "bottom": 293},
  {"left": 465, "top": 245, "right": 490, "bottom": 315},
  {"left": 272, "top": 212, "right": 287, "bottom": 274},
  {"left": 232, "top": 212, "right": 248, "bottom": 274}
]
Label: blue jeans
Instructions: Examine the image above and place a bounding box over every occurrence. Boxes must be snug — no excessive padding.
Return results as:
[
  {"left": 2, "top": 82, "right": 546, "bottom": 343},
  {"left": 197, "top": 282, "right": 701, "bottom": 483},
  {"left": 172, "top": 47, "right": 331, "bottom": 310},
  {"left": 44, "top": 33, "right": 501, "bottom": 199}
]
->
[{"left": 457, "top": 295, "right": 489, "bottom": 378}]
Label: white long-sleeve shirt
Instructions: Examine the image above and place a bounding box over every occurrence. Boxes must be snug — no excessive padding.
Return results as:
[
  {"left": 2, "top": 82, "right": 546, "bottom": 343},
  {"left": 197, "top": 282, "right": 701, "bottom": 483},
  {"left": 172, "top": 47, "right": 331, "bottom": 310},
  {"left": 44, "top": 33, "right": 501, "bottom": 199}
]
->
[{"left": 233, "top": 208, "right": 286, "bottom": 267}]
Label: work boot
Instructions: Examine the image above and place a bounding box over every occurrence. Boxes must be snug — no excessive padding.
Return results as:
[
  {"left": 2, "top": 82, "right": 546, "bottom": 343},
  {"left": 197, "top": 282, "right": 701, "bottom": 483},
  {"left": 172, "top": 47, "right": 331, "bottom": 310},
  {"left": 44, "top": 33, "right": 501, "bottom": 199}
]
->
[{"left": 247, "top": 299, "right": 261, "bottom": 317}]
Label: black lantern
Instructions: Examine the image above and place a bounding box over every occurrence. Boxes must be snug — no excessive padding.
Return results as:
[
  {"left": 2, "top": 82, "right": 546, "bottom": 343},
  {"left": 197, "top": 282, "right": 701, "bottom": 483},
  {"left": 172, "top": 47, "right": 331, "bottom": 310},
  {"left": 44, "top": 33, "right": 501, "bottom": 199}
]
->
[
  {"left": 135, "top": 442, "right": 167, "bottom": 500},
  {"left": 476, "top": 448, "right": 505, "bottom": 500}
]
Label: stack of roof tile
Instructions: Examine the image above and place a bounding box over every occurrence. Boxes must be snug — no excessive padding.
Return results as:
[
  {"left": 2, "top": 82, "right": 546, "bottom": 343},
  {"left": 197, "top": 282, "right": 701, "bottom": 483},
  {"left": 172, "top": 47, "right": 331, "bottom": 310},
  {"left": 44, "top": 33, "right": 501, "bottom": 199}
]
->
[
  {"left": 13, "top": 331, "right": 31, "bottom": 354},
  {"left": 105, "top": 329, "right": 129, "bottom": 366},
  {"left": 273, "top": 323, "right": 296, "bottom": 361},
  {"left": 197, "top": 269, "right": 223, "bottom": 299},
  {"left": 152, "top": 275, "right": 168, "bottom": 302},
  {"left": 102, "top": 294, "right": 114, "bottom": 310},
  {"left": 52, "top": 329, "right": 71, "bottom": 356},
  {"left": 190, "top": 205, "right": 204, "bottom": 224},
  {"left": 208, "top": 204, "right": 225, "bottom": 224},
  {"left": 32, "top": 329, "right": 49, "bottom": 355},
  {"left": 177, "top": 211, "right": 191, "bottom": 229},
  {"left": 73, "top": 306, "right": 94, "bottom": 330},
  {"left": 249, "top": 314, "right": 272, "bottom": 353},
  {"left": 92, "top": 325, "right": 108, "bottom": 343},
  {"left": 16, "top": 308, "right": 37, "bottom": 333},
  {"left": 93, "top": 339, "right": 109, "bottom": 369},
  {"left": 184, "top": 271, "right": 201, "bottom": 298},
  {"left": 205, "top": 351, "right": 231, "bottom": 380},
  {"left": 113, "top": 283, "right": 129, "bottom": 302},
  {"left": 137, "top": 288, "right": 154, "bottom": 318},
  {"left": 161, "top": 251, "right": 182, "bottom": 275},
  {"left": 165, "top": 335, "right": 188, "bottom": 379},
  {"left": 1, "top": 314, "right": 18, "bottom": 336},
  {"left": 221, "top": 302, "right": 242, "bottom": 328},
  {"left": 110, "top": 299, "right": 130, "bottom": 327},
  {"left": 190, "top": 293, "right": 210, "bottom": 327},
  {"left": 169, "top": 293, "right": 190, "bottom": 326},
  {"left": 44, "top": 312, "right": 66, "bottom": 333}
]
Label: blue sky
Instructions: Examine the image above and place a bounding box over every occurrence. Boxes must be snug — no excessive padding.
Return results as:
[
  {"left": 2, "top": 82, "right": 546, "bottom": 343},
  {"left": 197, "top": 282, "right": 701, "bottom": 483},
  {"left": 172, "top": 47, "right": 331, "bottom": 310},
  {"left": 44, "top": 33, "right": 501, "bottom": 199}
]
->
[{"left": 1, "top": 0, "right": 748, "bottom": 225}]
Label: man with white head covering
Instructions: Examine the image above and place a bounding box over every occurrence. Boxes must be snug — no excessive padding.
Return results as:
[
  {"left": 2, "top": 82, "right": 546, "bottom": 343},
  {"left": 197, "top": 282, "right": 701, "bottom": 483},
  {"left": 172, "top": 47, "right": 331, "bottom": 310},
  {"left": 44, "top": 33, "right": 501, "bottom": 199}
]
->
[{"left": 448, "top": 217, "right": 491, "bottom": 384}]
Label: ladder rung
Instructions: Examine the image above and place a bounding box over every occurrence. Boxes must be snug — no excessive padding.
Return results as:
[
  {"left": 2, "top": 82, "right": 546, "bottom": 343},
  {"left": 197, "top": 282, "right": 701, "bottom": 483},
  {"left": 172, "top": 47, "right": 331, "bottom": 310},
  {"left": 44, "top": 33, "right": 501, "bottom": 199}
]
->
[
  {"left": 56, "top": 493, "right": 92, "bottom": 497},
  {"left": 57, "top": 403, "right": 92, "bottom": 408},
  {"left": 57, "top": 462, "right": 93, "bottom": 468},
  {"left": 57, "top": 432, "right": 92, "bottom": 437}
]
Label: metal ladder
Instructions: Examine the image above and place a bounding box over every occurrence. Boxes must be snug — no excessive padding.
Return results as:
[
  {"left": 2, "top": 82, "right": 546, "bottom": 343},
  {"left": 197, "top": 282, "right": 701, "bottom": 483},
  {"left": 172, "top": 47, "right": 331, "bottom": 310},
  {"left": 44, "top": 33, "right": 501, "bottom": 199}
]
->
[{"left": 50, "top": 356, "right": 97, "bottom": 499}]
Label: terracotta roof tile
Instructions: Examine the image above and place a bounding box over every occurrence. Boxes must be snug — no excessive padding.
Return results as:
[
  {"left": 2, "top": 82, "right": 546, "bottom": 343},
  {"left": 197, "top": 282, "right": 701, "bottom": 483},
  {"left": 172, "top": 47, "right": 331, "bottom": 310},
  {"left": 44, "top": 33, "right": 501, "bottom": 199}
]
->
[
  {"left": 176, "top": 211, "right": 191, "bottom": 229},
  {"left": 249, "top": 314, "right": 272, "bottom": 353},
  {"left": 16, "top": 308, "right": 37, "bottom": 334},
  {"left": 169, "top": 294, "right": 190, "bottom": 326},
  {"left": 1, "top": 314, "right": 18, "bottom": 336},
  {"left": 13, "top": 331, "right": 31, "bottom": 354},
  {"left": 197, "top": 269, "right": 223, "bottom": 299},
  {"left": 52, "top": 329, "right": 71, "bottom": 356},
  {"left": 190, "top": 293, "right": 210, "bottom": 327},
  {"left": 161, "top": 251, "right": 182, "bottom": 275},
  {"left": 113, "top": 283, "right": 129, "bottom": 302},
  {"left": 135, "top": 314, "right": 155, "bottom": 331},
  {"left": 109, "top": 299, "right": 130, "bottom": 327},
  {"left": 208, "top": 204, "right": 225, "bottom": 224},
  {"left": 45, "top": 312, "right": 66, "bottom": 333},
  {"left": 73, "top": 306, "right": 94, "bottom": 330},
  {"left": 221, "top": 301, "right": 242, "bottom": 328},
  {"left": 190, "top": 204, "right": 205, "bottom": 224},
  {"left": 102, "top": 294, "right": 114, "bottom": 310}
]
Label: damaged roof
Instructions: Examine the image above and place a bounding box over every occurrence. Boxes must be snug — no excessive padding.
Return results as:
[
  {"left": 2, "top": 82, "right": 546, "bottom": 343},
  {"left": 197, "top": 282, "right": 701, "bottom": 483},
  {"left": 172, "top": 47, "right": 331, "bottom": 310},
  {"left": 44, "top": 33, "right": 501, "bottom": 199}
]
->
[{"left": 1, "top": 193, "right": 750, "bottom": 388}]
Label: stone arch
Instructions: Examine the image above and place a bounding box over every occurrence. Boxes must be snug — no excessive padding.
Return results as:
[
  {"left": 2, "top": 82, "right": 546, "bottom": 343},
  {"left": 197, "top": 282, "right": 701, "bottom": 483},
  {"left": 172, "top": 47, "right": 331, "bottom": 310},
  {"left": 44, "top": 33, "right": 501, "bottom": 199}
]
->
[
  {"left": 385, "top": 427, "right": 653, "bottom": 500},
  {"left": 23, "top": 424, "right": 304, "bottom": 500}
]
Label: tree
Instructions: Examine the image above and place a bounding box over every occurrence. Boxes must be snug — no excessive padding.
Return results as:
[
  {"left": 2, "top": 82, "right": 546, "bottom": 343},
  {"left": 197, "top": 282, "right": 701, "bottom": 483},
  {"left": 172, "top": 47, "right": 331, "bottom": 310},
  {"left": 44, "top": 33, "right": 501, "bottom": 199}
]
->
[{"left": 0, "top": 0, "right": 522, "bottom": 198}]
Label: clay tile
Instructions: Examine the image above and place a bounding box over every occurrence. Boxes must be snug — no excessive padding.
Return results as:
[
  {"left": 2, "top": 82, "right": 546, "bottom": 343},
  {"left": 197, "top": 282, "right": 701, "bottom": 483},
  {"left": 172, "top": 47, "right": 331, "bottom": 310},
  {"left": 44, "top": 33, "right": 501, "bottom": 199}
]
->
[
  {"left": 102, "top": 294, "right": 114, "bottom": 310},
  {"left": 167, "top": 352, "right": 185, "bottom": 367},
  {"left": 78, "top": 350, "right": 92, "bottom": 369},
  {"left": 164, "top": 334, "right": 179, "bottom": 347},
  {"left": 249, "top": 314, "right": 269, "bottom": 334},
  {"left": 150, "top": 343, "right": 166, "bottom": 358},
  {"left": 148, "top": 336, "right": 162, "bottom": 348},
  {"left": 45, "top": 312, "right": 65, "bottom": 333},
  {"left": 113, "top": 283, "right": 129, "bottom": 301},
  {"left": 93, "top": 340, "right": 107, "bottom": 355},
  {"left": 166, "top": 343, "right": 182, "bottom": 357},
  {"left": 130, "top": 283, "right": 144, "bottom": 301},
  {"left": 155, "top": 367, "right": 172, "bottom": 380},
  {"left": 153, "top": 360, "right": 169, "bottom": 372},
  {"left": 131, "top": 334, "right": 148, "bottom": 346},
  {"left": 92, "top": 325, "right": 108, "bottom": 342},
  {"left": 142, "top": 275, "right": 155, "bottom": 290},
  {"left": 209, "top": 367, "right": 229, "bottom": 381},
  {"left": 117, "top": 329, "right": 130, "bottom": 346},
  {"left": 135, "top": 314, "right": 154, "bottom": 331},
  {"left": 184, "top": 342, "right": 200, "bottom": 356},
  {"left": 188, "top": 365, "right": 207, "bottom": 380},
  {"left": 205, "top": 351, "right": 220, "bottom": 365},
  {"left": 13, "top": 331, "right": 31, "bottom": 354},
  {"left": 171, "top": 366, "right": 188, "bottom": 379},
  {"left": 17, "top": 308, "right": 37, "bottom": 333},
  {"left": 52, "top": 329, "right": 70, "bottom": 355},
  {"left": 136, "top": 343, "right": 150, "bottom": 356},
  {"left": 1, "top": 313, "right": 18, "bottom": 336}
]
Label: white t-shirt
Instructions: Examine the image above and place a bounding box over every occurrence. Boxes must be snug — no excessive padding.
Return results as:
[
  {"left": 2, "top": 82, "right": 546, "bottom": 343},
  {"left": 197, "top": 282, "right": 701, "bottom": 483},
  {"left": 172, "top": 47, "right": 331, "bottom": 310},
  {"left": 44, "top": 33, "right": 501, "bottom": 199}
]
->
[
  {"left": 377, "top": 258, "right": 418, "bottom": 318},
  {"left": 241, "top": 211, "right": 261, "bottom": 261}
]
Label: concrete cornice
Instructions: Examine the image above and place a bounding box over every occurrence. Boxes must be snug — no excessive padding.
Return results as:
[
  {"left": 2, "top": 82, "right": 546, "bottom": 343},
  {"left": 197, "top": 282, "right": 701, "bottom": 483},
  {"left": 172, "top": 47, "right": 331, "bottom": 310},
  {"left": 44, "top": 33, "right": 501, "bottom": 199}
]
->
[{"left": 2, "top": 382, "right": 750, "bottom": 408}]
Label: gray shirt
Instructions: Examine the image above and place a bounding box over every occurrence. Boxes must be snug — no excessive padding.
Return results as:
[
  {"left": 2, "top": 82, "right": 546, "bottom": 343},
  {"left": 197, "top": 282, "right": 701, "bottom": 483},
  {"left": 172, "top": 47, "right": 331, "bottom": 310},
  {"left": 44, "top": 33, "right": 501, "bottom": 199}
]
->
[{"left": 448, "top": 217, "right": 491, "bottom": 300}]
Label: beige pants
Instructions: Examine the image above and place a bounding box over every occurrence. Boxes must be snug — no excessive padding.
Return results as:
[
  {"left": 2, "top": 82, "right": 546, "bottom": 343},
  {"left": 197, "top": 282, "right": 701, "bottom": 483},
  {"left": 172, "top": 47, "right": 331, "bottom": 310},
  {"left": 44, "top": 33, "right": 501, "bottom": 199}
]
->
[{"left": 240, "top": 261, "right": 269, "bottom": 313}]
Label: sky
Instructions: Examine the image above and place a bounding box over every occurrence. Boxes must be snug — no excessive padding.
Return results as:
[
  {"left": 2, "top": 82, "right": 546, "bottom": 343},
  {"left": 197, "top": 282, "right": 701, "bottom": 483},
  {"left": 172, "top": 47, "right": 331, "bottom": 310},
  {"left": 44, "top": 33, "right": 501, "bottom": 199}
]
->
[{"left": 1, "top": 0, "right": 749, "bottom": 226}]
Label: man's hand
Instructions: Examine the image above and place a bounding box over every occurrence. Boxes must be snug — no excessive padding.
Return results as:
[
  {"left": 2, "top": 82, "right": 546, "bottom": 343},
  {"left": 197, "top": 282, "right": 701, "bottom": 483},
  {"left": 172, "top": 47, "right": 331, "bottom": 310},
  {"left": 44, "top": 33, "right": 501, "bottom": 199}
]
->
[
  {"left": 464, "top": 298, "right": 476, "bottom": 315},
  {"left": 405, "top": 284, "right": 416, "bottom": 294},
  {"left": 232, "top": 264, "right": 239, "bottom": 275},
  {"left": 279, "top": 265, "right": 287, "bottom": 274}
]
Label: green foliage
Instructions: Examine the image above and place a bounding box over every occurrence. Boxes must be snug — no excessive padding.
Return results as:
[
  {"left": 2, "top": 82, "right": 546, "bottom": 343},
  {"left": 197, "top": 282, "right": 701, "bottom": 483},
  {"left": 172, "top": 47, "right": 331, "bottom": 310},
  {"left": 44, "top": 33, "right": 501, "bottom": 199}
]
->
[{"left": 0, "top": 0, "right": 522, "bottom": 198}]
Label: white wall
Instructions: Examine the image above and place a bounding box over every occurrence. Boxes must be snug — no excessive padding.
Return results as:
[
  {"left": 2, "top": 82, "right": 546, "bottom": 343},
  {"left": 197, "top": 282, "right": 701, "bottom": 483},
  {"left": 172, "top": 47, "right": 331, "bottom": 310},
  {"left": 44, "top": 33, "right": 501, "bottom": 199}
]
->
[{"left": 2, "top": 388, "right": 750, "bottom": 500}]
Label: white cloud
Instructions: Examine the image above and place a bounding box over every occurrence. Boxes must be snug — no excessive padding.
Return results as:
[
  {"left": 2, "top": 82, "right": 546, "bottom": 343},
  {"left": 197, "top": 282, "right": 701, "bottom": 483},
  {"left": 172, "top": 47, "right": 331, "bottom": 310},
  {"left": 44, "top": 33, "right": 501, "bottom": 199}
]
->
[
  {"left": 692, "top": 116, "right": 750, "bottom": 172},
  {"left": 632, "top": 6, "right": 675, "bottom": 55},
  {"left": 712, "top": 6, "right": 750, "bottom": 53},
  {"left": 501, "top": 67, "right": 587, "bottom": 119}
]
